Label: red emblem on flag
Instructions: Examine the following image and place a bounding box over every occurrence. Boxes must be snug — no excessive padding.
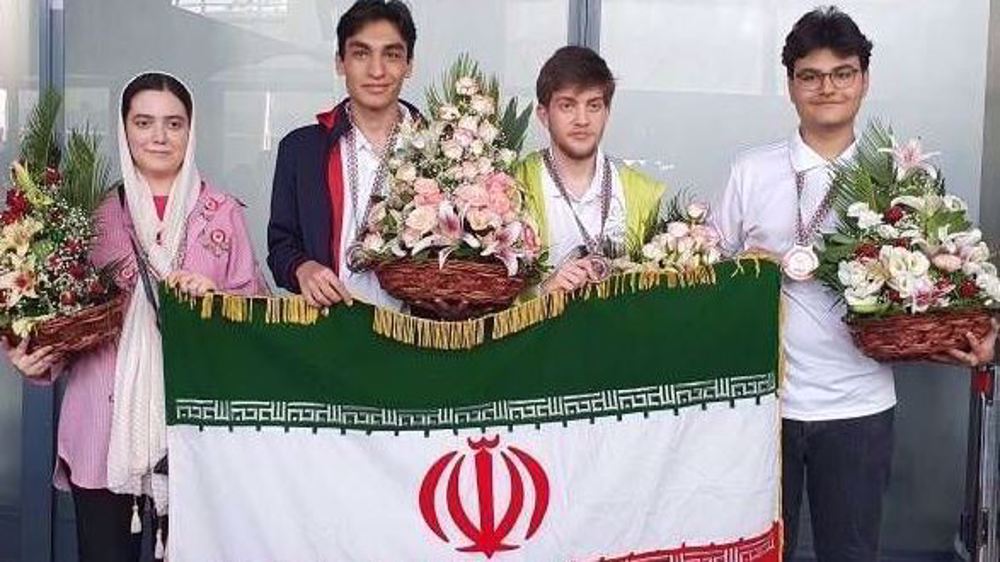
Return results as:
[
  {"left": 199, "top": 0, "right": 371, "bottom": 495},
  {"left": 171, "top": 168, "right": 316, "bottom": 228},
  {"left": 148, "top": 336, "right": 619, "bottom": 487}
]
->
[{"left": 418, "top": 435, "right": 550, "bottom": 558}]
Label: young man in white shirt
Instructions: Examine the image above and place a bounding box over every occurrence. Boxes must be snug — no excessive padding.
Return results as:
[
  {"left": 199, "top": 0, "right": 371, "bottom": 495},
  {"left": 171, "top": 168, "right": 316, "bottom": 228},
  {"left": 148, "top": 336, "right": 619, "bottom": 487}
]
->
[
  {"left": 715, "top": 7, "right": 996, "bottom": 560},
  {"left": 267, "top": 0, "right": 418, "bottom": 309},
  {"left": 514, "top": 46, "right": 664, "bottom": 293}
]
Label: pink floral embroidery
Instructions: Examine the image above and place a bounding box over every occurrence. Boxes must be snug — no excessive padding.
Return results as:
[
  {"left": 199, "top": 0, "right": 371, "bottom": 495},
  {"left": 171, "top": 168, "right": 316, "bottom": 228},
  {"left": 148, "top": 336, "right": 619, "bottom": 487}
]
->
[
  {"left": 201, "top": 196, "right": 223, "bottom": 221},
  {"left": 201, "top": 228, "right": 231, "bottom": 257}
]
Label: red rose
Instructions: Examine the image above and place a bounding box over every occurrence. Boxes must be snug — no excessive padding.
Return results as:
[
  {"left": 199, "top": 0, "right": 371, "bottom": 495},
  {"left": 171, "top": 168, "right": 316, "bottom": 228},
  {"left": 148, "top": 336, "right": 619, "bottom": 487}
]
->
[
  {"left": 855, "top": 243, "right": 879, "bottom": 259},
  {"left": 5, "top": 189, "right": 29, "bottom": 216},
  {"left": 89, "top": 280, "right": 106, "bottom": 297},
  {"left": 884, "top": 205, "right": 906, "bottom": 225},
  {"left": 59, "top": 291, "right": 76, "bottom": 306},
  {"left": 68, "top": 263, "right": 87, "bottom": 280},
  {"left": 44, "top": 167, "right": 61, "bottom": 186},
  {"left": 959, "top": 279, "right": 980, "bottom": 299}
]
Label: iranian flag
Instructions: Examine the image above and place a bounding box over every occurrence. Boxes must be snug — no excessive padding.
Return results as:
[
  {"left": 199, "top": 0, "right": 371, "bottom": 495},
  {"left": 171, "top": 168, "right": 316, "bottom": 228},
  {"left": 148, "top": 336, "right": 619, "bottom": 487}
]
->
[{"left": 163, "top": 262, "right": 782, "bottom": 561}]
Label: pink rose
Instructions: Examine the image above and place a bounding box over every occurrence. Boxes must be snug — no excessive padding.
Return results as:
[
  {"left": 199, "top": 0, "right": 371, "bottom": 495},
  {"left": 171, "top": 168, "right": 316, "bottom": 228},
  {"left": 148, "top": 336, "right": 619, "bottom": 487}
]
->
[
  {"left": 461, "top": 161, "right": 480, "bottom": 181},
  {"left": 453, "top": 128, "right": 475, "bottom": 148},
  {"left": 932, "top": 253, "right": 963, "bottom": 273},
  {"left": 455, "top": 183, "right": 490, "bottom": 208},
  {"left": 413, "top": 178, "right": 443, "bottom": 206},
  {"left": 484, "top": 172, "right": 513, "bottom": 196},
  {"left": 488, "top": 191, "right": 512, "bottom": 216}
]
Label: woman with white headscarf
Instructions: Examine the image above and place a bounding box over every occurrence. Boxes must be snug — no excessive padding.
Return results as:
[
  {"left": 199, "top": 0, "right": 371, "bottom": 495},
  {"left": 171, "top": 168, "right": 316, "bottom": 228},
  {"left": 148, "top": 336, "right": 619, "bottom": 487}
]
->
[{"left": 3, "top": 72, "right": 268, "bottom": 561}]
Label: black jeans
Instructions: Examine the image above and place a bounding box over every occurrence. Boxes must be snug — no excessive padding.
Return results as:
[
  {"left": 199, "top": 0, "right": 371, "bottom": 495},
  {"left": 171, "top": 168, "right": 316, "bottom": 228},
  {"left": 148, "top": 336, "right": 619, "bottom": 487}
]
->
[
  {"left": 782, "top": 407, "right": 895, "bottom": 562},
  {"left": 71, "top": 486, "right": 166, "bottom": 562}
]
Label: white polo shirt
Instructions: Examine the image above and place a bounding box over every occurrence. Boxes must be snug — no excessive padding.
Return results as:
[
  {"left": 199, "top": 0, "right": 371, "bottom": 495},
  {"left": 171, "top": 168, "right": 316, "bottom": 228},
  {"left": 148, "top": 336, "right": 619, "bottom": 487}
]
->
[
  {"left": 714, "top": 130, "right": 895, "bottom": 421},
  {"left": 541, "top": 148, "right": 628, "bottom": 268}
]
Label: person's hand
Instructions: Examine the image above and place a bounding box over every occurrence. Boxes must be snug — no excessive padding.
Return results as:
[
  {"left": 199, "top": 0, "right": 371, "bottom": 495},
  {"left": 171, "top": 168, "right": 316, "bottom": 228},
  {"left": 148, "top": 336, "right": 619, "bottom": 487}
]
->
[
  {"left": 1, "top": 336, "right": 62, "bottom": 378},
  {"left": 295, "top": 260, "right": 353, "bottom": 308},
  {"left": 541, "top": 259, "right": 594, "bottom": 294},
  {"left": 930, "top": 318, "right": 999, "bottom": 367},
  {"left": 166, "top": 270, "right": 217, "bottom": 297}
]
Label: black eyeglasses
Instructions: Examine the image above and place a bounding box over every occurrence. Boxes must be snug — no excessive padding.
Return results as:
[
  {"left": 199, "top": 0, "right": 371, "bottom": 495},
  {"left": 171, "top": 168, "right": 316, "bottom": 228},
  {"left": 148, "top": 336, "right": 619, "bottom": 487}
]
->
[{"left": 793, "top": 66, "right": 861, "bottom": 92}]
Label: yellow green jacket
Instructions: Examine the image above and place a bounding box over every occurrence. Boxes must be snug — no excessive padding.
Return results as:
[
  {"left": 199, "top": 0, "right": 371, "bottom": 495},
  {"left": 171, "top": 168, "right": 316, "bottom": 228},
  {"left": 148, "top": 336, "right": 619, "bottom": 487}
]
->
[{"left": 513, "top": 151, "right": 666, "bottom": 251}]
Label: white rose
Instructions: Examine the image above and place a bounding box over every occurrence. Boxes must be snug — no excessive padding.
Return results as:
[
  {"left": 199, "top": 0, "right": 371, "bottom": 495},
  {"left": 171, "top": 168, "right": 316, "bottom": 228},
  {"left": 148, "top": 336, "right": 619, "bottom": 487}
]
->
[
  {"left": 455, "top": 77, "right": 478, "bottom": 96},
  {"left": 906, "top": 250, "right": 930, "bottom": 277},
  {"left": 441, "top": 139, "right": 463, "bottom": 160},
  {"left": 889, "top": 274, "right": 916, "bottom": 299},
  {"left": 405, "top": 205, "right": 439, "bottom": 235},
  {"left": 641, "top": 242, "right": 667, "bottom": 262},
  {"left": 438, "top": 105, "right": 461, "bottom": 121},
  {"left": 470, "top": 139, "right": 485, "bottom": 156},
  {"left": 477, "top": 157, "right": 493, "bottom": 176},
  {"left": 499, "top": 149, "right": 517, "bottom": 166},
  {"left": 977, "top": 273, "right": 1000, "bottom": 302},
  {"left": 686, "top": 202, "right": 709, "bottom": 222},
  {"left": 362, "top": 233, "right": 385, "bottom": 253},
  {"left": 837, "top": 260, "right": 868, "bottom": 288},
  {"left": 395, "top": 163, "right": 417, "bottom": 184},
  {"left": 962, "top": 241, "right": 991, "bottom": 263},
  {"left": 666, "top": 222, "right": 690, "bottom": 239},
  {"left": 469, "top": 94, "right": 495, "bottom": 116},
  {"left": 478, "top": 121, "right": 499, "bottom": 144},
  {"left": 847, "top": 202, "right": 883, "bottom": 230},
  {"left": 458, "top": 115, "right": 479, "bottom": 132}
]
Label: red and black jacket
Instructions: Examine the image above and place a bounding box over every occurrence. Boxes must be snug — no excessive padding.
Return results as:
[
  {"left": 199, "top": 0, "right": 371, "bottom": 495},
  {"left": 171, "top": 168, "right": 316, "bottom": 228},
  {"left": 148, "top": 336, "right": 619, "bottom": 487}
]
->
[{"left": 266, "top": 98, "right": 420, "bottom": 292}]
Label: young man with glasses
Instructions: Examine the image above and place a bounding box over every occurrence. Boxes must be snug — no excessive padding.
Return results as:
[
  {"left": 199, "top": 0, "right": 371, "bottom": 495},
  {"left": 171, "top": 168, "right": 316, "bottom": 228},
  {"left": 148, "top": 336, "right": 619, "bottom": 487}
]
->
[
  {"left": 715, "top": 7, "right": 995, "bottom": 560},
  {"left": 267, "top": 0, "right": 418, "bottom": 309},
  {"left": 516, "top": 46, "right": 664, "bottom": 293}
]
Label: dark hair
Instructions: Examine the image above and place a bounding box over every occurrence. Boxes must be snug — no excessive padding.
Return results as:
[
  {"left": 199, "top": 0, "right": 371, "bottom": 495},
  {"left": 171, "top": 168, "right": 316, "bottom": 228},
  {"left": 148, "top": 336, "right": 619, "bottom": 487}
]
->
[
  {"left": 337, "top": 0, "right": 417, "bottom": 62},
  {"left": 782, "top": 6, "right": 873, "bottom": 78},
  {"left": 121, "top": 72, "right": 193, "bottom": 122},
  {"left": 536, "top": 46, "right": 616, "bottom": 108}
]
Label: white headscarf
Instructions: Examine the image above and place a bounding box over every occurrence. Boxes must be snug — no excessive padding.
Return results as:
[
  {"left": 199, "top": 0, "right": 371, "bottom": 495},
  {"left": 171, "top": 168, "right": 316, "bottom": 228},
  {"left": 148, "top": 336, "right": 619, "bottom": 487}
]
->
[{"left": 106, "top": 72, "right": 201, "bottom": 515}]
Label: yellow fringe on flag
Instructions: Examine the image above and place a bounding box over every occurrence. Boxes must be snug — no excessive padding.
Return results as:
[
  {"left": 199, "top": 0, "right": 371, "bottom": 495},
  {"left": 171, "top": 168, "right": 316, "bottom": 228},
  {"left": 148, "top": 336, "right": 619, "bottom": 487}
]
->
[
  {"left": 491, "top": 291, "right": 568, "bottom": 340},
  {"left": 372, "top": 308, "right": 485, "bottom": 350},
  {"left": 179, "top": 264, "right": 751, "bottom": 350}
]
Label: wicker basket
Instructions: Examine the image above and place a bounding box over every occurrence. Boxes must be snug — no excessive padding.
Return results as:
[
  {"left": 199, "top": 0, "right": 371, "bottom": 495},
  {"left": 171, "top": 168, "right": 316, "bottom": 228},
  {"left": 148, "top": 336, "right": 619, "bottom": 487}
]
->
[
  {"left": 848, "top": 308, "right": 995, "bottom": 362},
  {"left": 376, "top": 259, "right": 526, "bottom": 320},
  {"left": 4, "top": 291, "right": 128, "bottom": 354}
]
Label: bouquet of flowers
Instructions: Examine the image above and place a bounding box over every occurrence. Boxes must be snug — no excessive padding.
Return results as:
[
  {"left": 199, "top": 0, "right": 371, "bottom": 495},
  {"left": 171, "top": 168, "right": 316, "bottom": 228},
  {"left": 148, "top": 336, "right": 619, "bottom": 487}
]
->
[
  {"left": 0, "top": 92, "right": 123, "bottom": 352},
  {"left": 354, "top": 55, "right": 543, "bottom": 319},
  {"left": 816, "top": 122, "right": 997, "bottom": 361},
  {"left": 614, "top": 193, "right": 723, "bottom": 275}
]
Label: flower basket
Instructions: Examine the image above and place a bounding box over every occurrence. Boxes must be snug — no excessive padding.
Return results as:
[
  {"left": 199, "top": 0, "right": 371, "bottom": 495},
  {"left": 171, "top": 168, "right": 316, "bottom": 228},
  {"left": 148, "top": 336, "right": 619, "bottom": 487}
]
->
[
  {"left": 351, "top": 55, "right": 543, "bottom": 319},
  {"left": 376, "top": 259, "right": 525, "bottom": 320},
  {"left": 2, "top": 289, "right": 127, "bottom": 354},
  {"left": 816, "top": 122, "right": 999, "bottom": 362},
  {"left": 0, "top": 91, "right": 120, "bottom": 351},
  {"left": 848, "top": 308, "right": 994, "bottom": 362}
]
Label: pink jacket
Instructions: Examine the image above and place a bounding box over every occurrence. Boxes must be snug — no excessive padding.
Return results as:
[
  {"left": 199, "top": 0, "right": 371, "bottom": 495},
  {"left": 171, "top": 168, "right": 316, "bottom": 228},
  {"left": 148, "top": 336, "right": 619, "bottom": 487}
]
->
[{"left": 50, "top": 182, "right": 267, "bottom": 490}]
